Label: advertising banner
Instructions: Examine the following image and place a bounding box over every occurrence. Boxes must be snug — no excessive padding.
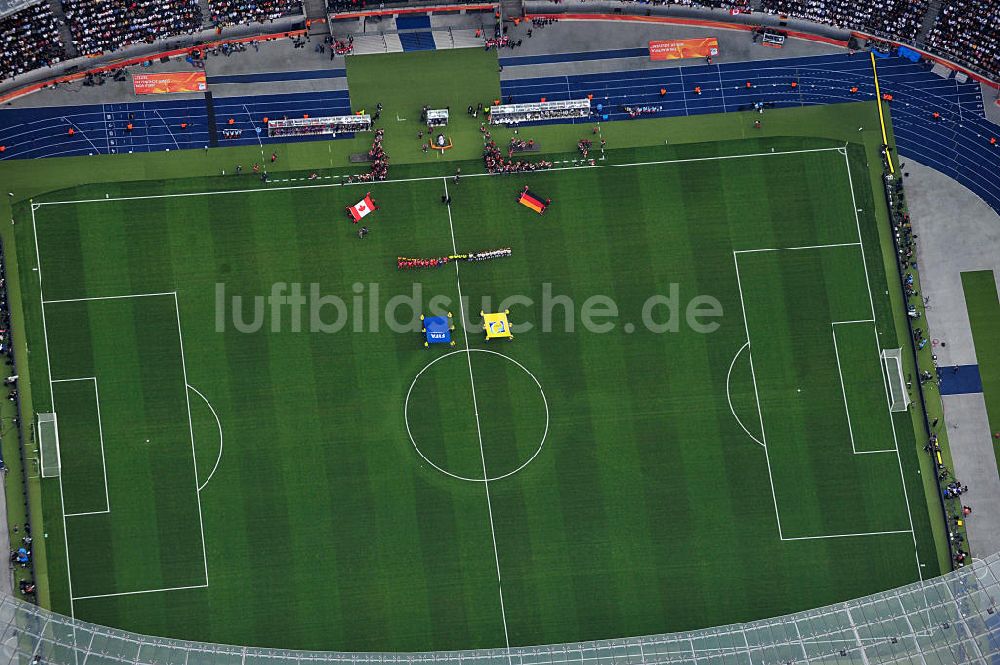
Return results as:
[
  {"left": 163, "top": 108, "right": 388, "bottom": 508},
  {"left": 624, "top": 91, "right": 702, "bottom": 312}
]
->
[
  {"left": 649, "top": 38, "right": 719, "bottom": 61},
  {"left": 132, "top": 72, "right": 207, "bottom": 94}
]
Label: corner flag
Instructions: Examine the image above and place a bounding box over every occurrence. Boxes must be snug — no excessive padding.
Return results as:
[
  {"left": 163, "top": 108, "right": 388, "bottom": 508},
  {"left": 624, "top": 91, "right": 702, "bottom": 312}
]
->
[{"left": 348, "top": 193, "right": 376, "bottom": 222}]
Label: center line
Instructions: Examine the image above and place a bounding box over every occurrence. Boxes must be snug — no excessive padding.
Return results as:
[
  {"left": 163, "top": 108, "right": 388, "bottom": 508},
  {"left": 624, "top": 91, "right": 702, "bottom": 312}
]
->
[{"left": 443, "top": 178, "right": 513, "bottom": 662}]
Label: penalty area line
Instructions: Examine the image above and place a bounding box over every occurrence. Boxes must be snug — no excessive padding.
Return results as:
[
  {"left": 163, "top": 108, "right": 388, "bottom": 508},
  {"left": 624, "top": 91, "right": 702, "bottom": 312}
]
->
[
  {"left": 781, "top": 529, "right": 913, "bottom": 541},
  {"left": 73, "top": 583, "right": 208, "bottom": 601},
  {"left": 43, "top": 291, "right": 176, "bottom": 304},
  {"left": 734, "top": 242, "right": 860, "bottom": 254}
]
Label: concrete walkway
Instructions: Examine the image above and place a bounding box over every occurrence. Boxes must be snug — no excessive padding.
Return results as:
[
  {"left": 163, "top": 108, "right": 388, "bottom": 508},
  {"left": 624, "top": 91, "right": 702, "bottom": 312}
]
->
[
  {"left": 498, "top": 19, "right": 846, "bottom": 81},
  {"left": 908, "top": 158, "right": 1000, "bottom": 557}
]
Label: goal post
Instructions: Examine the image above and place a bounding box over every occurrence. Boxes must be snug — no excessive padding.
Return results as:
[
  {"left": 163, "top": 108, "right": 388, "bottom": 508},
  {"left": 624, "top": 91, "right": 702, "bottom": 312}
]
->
[
  {"left": 37, "top": 413, "right": 61, "bottom": 478},
  {"left": 881, "top": 349, "right": 911, "bottom": 412}
]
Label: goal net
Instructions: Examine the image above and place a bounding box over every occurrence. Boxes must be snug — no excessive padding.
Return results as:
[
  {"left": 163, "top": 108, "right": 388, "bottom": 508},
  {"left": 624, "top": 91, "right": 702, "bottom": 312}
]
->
[
  {"left": 37, "top": 413, "right": 61, "bottom": 478},
  {"left": 881, "top": 349, "right": 911, "bottom": 413}
]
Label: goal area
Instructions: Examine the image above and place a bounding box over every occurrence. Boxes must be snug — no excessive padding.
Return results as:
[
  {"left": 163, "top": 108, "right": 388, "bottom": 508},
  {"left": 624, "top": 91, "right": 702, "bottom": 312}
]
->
[
  {"left": 37, "top": 412, "right": 60, "bottom": 478},
  {"left": 881, "top": 349, "right": 910, "bottom": 413}
]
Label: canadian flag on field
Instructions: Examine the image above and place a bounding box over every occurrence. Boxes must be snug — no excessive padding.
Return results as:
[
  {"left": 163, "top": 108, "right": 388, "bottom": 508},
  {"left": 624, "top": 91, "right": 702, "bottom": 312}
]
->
[{"left": 348, "top": 193, "right": 376, "bottom": 222}]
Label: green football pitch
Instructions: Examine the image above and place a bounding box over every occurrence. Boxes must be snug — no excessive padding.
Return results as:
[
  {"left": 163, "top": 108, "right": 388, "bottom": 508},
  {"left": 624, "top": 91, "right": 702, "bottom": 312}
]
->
[{"left": 15, "top": 136, "right": 938, "bottom": 651}]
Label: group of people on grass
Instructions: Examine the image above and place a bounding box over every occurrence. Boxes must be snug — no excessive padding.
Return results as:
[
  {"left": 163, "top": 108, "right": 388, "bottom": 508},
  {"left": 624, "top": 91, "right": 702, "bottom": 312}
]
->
[
  {"left": 397, "top": 256, "right": 455, "bottom": 270},
  {"left": 348, "top": 129, "right": 388, "bottom": 183},
  {"left": 482, "top": 132, "right": 552, "bottom": 174},
  {"left": 397, "top": 248, "right": 512, "bottom": 270},
  {"left": 467, "top": 248, "right": 512, "bottom": 262}
]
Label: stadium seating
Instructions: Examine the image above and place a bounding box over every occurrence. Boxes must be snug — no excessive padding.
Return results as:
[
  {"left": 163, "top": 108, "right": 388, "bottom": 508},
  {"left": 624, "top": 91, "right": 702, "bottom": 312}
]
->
[
  {"left": 759, "top": 0, "right": 929, "bottom": 42},
  {"left": 925, "top": 0, "right": 999, "bottom": 78},
  {"left": 61, "top": 0, "right": 204, "bottom": 56},
  {"left": 208, "top": 0, "right": 303, "bottom": 27},
  {"left": 0, "top": 1, "right": 66, "bottom": 82},
  {"left": 569, "top": 0, "right": 752, "bottom": 10},
  {"left": 326, "top": 0, "right": 488, "bottom": 13}
]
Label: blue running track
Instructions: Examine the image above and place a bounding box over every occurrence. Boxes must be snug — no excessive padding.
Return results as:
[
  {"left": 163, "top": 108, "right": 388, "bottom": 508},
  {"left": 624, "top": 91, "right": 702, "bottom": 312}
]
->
[
  {"left": 0, "top": 88, "right": 352, "bottom": 159},
  {"left": 500, "top": 52, "right": 1000, "bottom": 215},
  {"left": 1, "top": 51, "right": 997, "bottom": 218}
]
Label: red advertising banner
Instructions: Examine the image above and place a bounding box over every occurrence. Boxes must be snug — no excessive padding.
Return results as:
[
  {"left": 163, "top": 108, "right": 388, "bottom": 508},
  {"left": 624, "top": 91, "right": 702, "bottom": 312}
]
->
[
  {"left": 648, "top": 37, "right": 719, "bottom": 61},
  {"left": 132, "top": 72, "right": 207, "bottom": 95}
]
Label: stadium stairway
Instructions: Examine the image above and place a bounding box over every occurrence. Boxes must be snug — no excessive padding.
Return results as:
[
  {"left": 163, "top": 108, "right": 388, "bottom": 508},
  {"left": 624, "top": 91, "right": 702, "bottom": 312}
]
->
[
  {"left": 196, "top": 0, "right": 212, "bottom": 27},
  {"left": 501, "top": 0, "right": 524, "bottom": 19},
  {"left": 394, "top": 16, "right": 436, "bottom": 52},
  {"left": 46, "top": 0, "right": 77, "bottom": 58},
  {"left": 499, "top": 52, "right": 1000, "bottom": 215},
  {"left": 916, "top": 0, "right": 944, "bottom": 44},
  {"left": 349, "top": 33, "right": 401, "bottom": 54},
  {"left": 398, "top": 31, "right": 436, "bottom": 52},
  {"left": 394, "top": 15, "right": 431, "bottom": 30},
  {"left": 450, "top": 29, "right": 484, "bottom": 49},
  {"left": 303, "top": 0, "right": 328, "bottom": 23}
]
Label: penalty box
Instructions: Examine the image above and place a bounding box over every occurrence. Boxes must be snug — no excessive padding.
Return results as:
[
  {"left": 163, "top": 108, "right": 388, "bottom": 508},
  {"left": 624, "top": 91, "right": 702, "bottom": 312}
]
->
[
  {"left": 40, "top": 292, "right": 208, "bottom": 603},
  {"left": 734, "top": 243, "right": 915, "bottom": 543}
]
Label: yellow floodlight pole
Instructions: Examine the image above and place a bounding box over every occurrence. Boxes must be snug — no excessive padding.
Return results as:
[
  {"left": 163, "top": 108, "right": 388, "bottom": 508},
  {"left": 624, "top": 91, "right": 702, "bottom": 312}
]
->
[{"left": 870, "top": 52, "right": 895, "bottom": 174}]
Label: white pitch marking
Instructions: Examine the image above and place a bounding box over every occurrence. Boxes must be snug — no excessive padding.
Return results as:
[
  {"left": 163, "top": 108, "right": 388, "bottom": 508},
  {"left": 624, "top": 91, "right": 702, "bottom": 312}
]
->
[
  {"left": 781, "top": 529, "right": 913, "bottom": 542},
  {"left": 443, "top": 177, "right": 513, "bottom": 665},
  {"left": 34, "top": 148, "right": 836, "bottom": 209},
  {"left": 724, "top": 342, "right": 764, "bottom": 449},
  {"left": 54, "top": 377, "right": 111, "bottom": 514},
  {"left": 842, "top": 149, "right": 922, "bottom": 579},
  {"left": 188, "top": 384, "right": 224, "bottom": 492},
  {"left": 173, "top": 292, "right": 210, "bottom": 587},
  {"left": 732, "top": 252, "right": 783, "bottom": 539},
  {"left": 31, "top": 202, "right": 77, "bottom": 618},
  {"left": 43, "top": 292, "right": 176, "bottom": 304},
  {"left": 831, "top": 324, "right": 860, "bottom": 455},
  {"left": 73, "top": 583, "right": 208, "bottom": 601},
  {"left": 733, "top": 242, "right": 861, "bottom": 254}
]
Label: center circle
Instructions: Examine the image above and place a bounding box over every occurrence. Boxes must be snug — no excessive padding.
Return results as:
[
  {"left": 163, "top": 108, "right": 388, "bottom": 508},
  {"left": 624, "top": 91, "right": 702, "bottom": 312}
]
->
[{"left": 404, "top": 349, "right": 549, "bottom": 483}]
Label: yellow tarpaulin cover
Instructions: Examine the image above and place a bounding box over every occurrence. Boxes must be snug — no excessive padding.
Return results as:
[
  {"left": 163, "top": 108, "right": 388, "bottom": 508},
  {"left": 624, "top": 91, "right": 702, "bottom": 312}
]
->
[{"left": 482, "top": 310, "right": 513, "bottom": 341}]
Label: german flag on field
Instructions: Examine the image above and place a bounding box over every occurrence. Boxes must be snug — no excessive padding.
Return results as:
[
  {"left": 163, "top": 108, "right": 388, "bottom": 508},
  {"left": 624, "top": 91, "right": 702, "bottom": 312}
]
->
[{"left": 518, "top": 188, "right": 548, "bottom": 214}]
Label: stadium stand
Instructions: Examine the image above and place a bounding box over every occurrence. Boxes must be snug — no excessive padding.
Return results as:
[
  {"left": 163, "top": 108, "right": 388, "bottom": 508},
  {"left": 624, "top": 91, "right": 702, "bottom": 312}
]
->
[
  {"left": 326, "top": 0, "right": 487, "bottom": 12},
  {"left": 618, "top": 0, "right": 753, "bottom": 9},
  {"left": 0, "top": 1, "right": 67, "bottom": 83},
  {"left": 61, "top": 0, "right": 204, "bottom": 56},
  {"left": 759, "top": 0, "right": 929, "bottom": 42},
  {"left": 924, "top": 0, "right": 999, "bottom": 79},
  {"left": 209, "top": 0, "right": 303, "bottom": 27}
]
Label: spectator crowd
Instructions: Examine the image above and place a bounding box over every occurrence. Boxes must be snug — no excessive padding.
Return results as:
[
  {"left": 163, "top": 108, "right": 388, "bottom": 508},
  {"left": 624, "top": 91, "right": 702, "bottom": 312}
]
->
[
  {"left": 209, "top": 0, "right": 302, "bottom": 27},
  {"left": 1, "top": 1, "right": 66, "bottom": 82},
  {"left": 760, "top": 0, "right": 929, "bottom": 42},
  {"left": 62, "top": 0, "right": 203, "bottom": 55},
  {"left": 925, "top": 0, "right": 998, "bottom": 78},
  {"left": 604, "top": 0, "right": 752, "bottom": 10}
]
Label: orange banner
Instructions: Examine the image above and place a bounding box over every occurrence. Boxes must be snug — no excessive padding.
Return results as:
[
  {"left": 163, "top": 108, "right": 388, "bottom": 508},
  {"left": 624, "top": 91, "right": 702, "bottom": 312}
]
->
[
  {"left": 132, "top": 72, "right": 207, "bottom": 95},
  {"left": 649, "top": 37, "right": 719, "bottom": 60}
]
